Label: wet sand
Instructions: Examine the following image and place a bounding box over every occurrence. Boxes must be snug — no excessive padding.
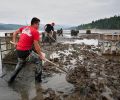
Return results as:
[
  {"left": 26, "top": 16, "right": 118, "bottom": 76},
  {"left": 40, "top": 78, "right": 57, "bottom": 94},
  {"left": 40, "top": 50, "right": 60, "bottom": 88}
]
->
[{"left": 0, "top": 33, "right": 120, "bottom": 100}]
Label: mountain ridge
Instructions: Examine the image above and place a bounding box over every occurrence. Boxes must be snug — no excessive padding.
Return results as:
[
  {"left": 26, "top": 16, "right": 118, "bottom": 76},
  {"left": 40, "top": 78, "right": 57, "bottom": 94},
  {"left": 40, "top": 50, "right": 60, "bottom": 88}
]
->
[{"left": 0, "top": 23, "right": 72, "bottom": 30}]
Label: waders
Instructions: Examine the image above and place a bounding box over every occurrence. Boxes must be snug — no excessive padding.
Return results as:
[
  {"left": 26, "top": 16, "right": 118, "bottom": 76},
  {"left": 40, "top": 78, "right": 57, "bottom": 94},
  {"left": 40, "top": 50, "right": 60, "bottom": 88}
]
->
[
  {"left": 8, "top": 51, "right": 43, "bottom": 84},
  {"left": 8, "top": 58, "right": 26, "bottom": 83}
]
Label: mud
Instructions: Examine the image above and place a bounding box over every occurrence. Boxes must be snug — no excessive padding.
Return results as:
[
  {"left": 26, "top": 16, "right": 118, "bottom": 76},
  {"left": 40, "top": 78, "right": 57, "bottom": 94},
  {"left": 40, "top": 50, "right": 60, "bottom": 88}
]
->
[{"left": 1, "top": 33, "right": 120, "bottom": 100}]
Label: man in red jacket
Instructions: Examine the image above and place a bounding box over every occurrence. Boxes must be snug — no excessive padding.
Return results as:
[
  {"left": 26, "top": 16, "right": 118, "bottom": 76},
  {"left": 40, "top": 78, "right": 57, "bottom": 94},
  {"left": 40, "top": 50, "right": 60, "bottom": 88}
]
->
[{"left": 8, "top": 17, "right": 45, "bottom": 83}]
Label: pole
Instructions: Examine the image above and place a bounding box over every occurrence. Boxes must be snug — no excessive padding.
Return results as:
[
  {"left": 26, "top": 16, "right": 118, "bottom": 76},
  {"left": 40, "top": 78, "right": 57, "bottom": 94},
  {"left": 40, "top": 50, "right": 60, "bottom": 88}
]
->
[
  {"left": 0, "top": 39, "right": 3, "bottom": 76},
  {"left": 45, "top": 58, "right": 67, "bottom": 73}
]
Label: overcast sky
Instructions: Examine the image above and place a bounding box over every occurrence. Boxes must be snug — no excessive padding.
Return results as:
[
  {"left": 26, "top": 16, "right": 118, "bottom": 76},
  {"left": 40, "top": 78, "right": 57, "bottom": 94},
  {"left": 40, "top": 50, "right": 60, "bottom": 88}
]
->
[{"left": 0, "top": 0, "right": 120, "bottom": 25}]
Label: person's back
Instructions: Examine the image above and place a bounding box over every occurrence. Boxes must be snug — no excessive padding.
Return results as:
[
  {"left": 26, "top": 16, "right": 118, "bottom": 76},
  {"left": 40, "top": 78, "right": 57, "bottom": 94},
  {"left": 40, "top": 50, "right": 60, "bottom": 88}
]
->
[
  {"left": 17, "top": 26, "right": 40, "bottom": 51},
  {"left": 45, "top": 24, "right": 54, "bottom": 33},
  {"left": 43, "top": 23, "right": 55, "bottom": 45}
]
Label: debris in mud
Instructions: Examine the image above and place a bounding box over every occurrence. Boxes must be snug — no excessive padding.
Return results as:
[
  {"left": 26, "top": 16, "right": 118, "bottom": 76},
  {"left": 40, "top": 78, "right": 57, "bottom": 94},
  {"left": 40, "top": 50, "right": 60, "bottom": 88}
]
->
[
  {"left": 2, "top": 35, "right": 120, "bottom": 100},
  {"left": 66, "top": 46, "right": 120, "bottom": 100},
  {"left": 43, "top": 88, "right": 61, "bottom": 100},
  {"left": 79, "top": 33, "right": 99, "bottom": 39},
  {"left": 41, "top": 43, "right": 120, "bottom": 100}
]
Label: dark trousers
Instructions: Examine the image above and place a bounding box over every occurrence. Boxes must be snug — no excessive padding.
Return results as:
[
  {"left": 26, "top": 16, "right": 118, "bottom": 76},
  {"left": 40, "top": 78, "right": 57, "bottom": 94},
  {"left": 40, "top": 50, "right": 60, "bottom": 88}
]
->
[
  {"left": 8, "top": 50, "right": 42, "bottom": 83},
  {"left": 42, "top": 31, "right": 56, "bottom": 45}
]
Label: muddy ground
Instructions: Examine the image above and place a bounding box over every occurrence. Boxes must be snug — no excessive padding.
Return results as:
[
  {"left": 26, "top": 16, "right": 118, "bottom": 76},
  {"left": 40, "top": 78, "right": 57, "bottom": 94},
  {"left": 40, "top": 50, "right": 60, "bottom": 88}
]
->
[{"left": 1, "top": 33, "right": 120, "bottom": 100}]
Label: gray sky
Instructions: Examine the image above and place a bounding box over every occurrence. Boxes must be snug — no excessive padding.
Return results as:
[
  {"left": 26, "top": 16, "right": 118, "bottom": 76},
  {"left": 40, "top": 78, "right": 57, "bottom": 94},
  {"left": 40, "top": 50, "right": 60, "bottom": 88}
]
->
[{"left": 0, "top": 0, "right": 120, "bottom": 25}]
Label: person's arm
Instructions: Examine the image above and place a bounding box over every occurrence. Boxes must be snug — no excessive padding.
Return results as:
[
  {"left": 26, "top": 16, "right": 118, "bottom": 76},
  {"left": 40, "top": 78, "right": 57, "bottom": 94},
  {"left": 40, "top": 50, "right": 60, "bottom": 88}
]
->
[
  {"left": 44, "top": 25, "right": 47, "bottom": 31},
  {"left": 33, "top": 30, "right": 45, "bottom": 60},
  {"left": 12, "top": 29, "right": 21, "bottom": 46},
  {"left": 51, "top": 26, "right": 54, "bottom": 35},
  {"left": 13, "top": 26, "right": 25, "bottom": 44},
  {"left": 52, "top": 26, "right": 54, "bottom": 31},
  {"left": 33, "top": 40, "right": 45, "bottom": 60}
]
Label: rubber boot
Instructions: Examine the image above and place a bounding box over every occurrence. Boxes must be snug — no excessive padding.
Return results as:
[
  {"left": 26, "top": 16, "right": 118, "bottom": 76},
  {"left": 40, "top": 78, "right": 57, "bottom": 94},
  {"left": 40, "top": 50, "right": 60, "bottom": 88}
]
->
[
  {"left": 8, "top": 58, "right": 26, "bottom": 84},
  {"left": 35, "top": 69, "right": 42, "bottom": 82},
  {"left": 28, "top": 51, "right": 43, "bottom": 82},
  {"left": 49, "top": 36, "right": 52, "bottom": 45},
  {"left": 35, "top": 60, "right": 42, "bottom": 82}
]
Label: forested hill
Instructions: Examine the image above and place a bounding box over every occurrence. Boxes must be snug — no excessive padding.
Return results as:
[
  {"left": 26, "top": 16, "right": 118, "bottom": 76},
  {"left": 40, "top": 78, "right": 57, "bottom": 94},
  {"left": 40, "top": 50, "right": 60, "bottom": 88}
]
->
[
  {"left": 0, "top": 23, "right": 23, "bottom": 30},
  {"left": 76, "top": 16, "right": 120, "bottom": 30}
]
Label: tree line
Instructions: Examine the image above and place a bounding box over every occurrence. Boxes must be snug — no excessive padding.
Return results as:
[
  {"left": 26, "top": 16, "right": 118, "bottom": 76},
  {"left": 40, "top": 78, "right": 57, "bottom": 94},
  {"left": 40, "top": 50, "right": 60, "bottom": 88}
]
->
[{"left": 76, "top": 15, "right": 120, "bottom": 30}]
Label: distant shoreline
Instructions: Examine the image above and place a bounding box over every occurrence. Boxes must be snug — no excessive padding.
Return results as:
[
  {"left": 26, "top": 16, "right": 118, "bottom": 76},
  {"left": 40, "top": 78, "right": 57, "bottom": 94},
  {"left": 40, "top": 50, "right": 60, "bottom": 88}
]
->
[{"left": 0, "top": 29, "right": 120, "bottom": 37}]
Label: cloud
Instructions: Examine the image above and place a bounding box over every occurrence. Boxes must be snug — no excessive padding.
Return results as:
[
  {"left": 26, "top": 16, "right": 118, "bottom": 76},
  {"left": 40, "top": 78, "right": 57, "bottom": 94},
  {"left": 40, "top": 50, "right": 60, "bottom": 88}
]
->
[{"left": 0, "top": 0, "right": 119, "bottom": 25}]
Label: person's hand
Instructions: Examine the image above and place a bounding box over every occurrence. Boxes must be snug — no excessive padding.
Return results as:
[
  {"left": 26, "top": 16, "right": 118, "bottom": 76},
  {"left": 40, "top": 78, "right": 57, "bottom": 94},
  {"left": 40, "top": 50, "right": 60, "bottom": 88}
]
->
[
  {"left": 14, "top": 42, "right": 17, "bottom": 47},
  {"left": 10, "top": 41, "right": 17, "bottom": 47},
  {"left": 39, "top": 52, "right": 46, "bottom": 61},
  {"left": 13, "top": 42, "right": 17, "bottom": 48}
]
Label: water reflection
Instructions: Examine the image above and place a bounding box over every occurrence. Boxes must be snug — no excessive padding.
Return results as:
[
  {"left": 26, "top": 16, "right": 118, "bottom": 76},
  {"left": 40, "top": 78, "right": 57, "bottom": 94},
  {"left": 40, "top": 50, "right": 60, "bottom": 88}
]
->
[
  {"left": 8, "top": 81, "right": 44, "bottom": 100},
  {"left": 2, "top": 62, "right": 74, "bottom": 100}
]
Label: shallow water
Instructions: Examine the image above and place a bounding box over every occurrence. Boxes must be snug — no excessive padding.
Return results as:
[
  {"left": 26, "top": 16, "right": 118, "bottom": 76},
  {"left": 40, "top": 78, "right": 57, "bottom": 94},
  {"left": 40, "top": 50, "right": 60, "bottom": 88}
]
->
[
  {"left": 60, "top": 34, "right": 98, "bottom": 46},
  {"left": 41, "top": 73, "right": 74, "bottom": 94},
  {"left": 0, "top": 30, "right": 120, "bottom": 99},
  {"left": 0, "top": 29, "right": 120, "bottom": 36},
  {"left": 0, "top": 63, "right": 74, "bottom": 100},
  {"left": 62, "top": 39, "right": 98, "bottom": 46}
]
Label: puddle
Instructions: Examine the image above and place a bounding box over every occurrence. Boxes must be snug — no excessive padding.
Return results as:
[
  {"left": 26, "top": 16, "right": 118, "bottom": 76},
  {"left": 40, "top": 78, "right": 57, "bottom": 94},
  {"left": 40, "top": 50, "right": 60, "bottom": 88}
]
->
[
  {"left": 62, "top": 39, "right": 98, "bottom": 46},
  {"left": 42, "top": 73, "right": 74, "bottom": 94},
  {"left": 0, "top": 78, "right": 20, "bottom": 100},
  {"left": 0, "top": 63, "right": 74, "bottom": 100},
  {"left": 58, "top": 33, "right": 98, "bottom": 46},
  {"left": 63, "top": 34, "right": 72, "bottom": 38}
]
